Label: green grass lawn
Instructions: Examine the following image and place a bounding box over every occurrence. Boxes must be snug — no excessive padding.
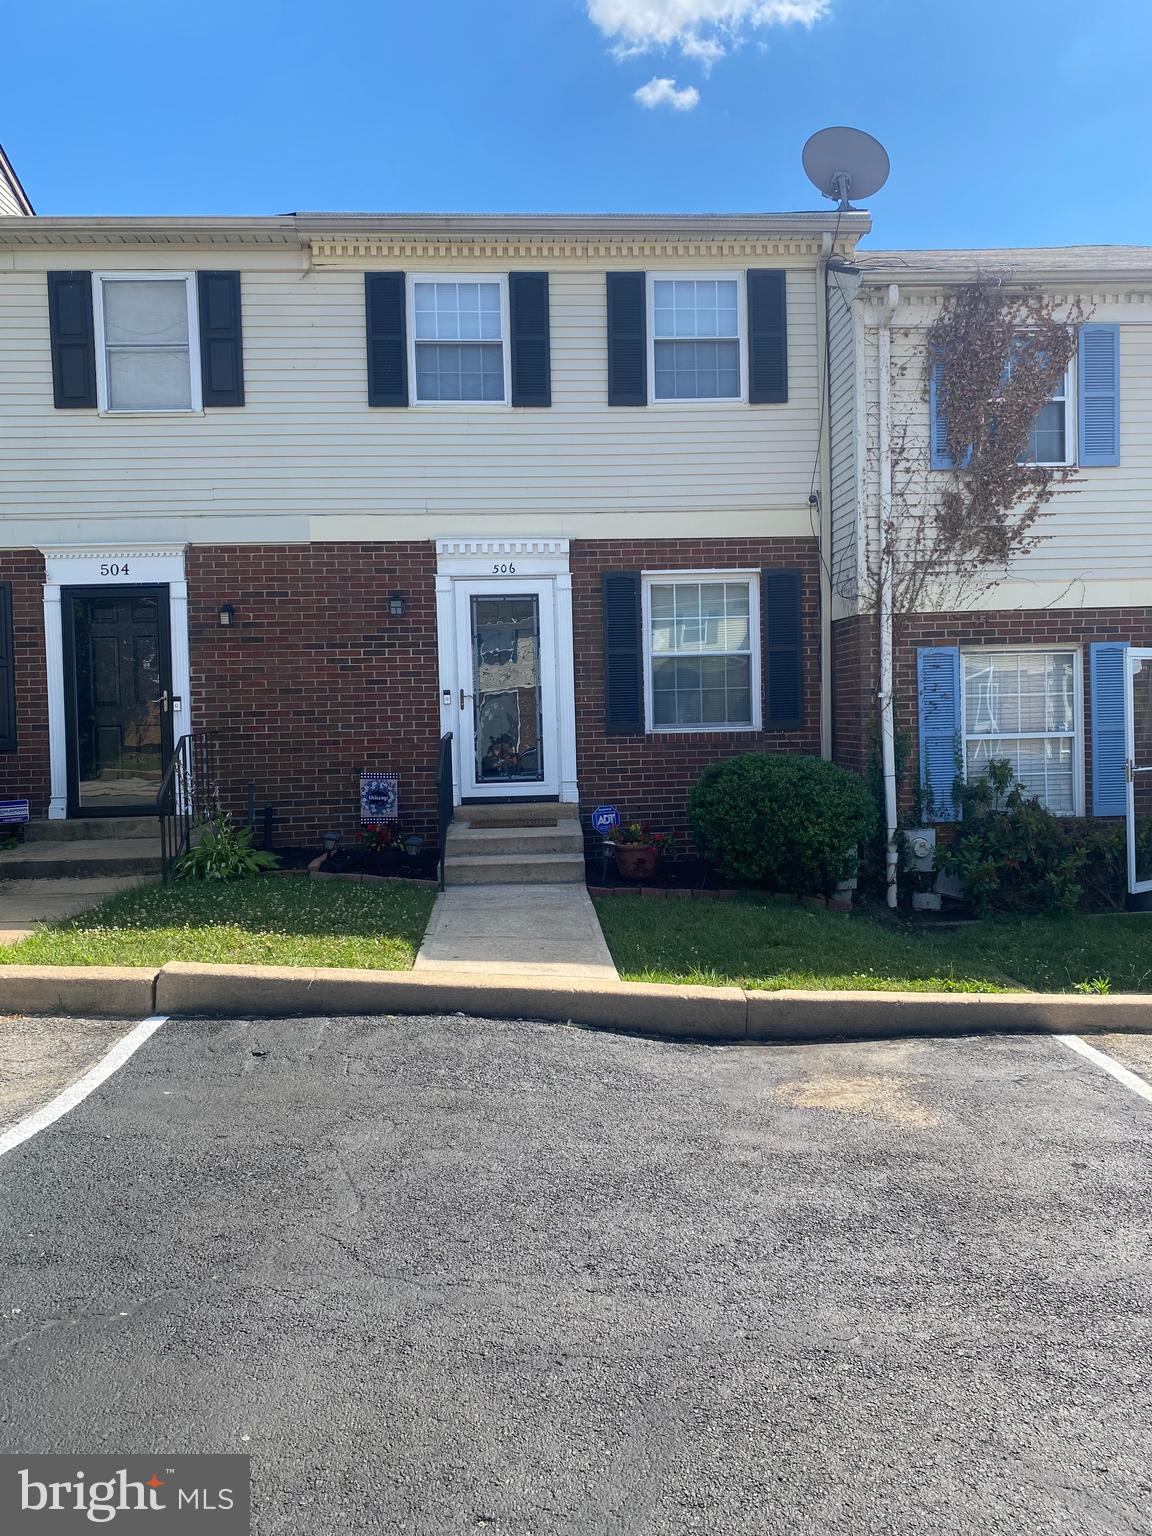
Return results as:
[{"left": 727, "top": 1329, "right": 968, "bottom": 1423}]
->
[
  {"left": 594, "top": 895, "right": 1152, "bottom": 994},
  {"left": 0, "top": 877, "right": 437, "bottom": 970}
]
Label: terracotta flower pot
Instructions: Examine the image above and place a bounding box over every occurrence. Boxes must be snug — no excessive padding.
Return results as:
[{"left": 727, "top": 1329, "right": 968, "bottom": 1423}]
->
[{"left": 615, "top": 843, "right": 659, "bottom": 880}]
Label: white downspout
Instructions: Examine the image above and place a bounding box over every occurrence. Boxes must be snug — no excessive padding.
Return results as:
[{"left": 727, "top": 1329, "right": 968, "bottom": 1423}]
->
[
  {"left": 878, "top": 283, "right": 900, "bottom": 909},
  {"left": 816, "top": 230, "right": 835, "bottom": 760}
]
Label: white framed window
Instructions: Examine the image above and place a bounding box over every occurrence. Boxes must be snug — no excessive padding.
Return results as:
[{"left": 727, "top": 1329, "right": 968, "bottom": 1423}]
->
[
  {"left": 1024, "top": 368, "right": 1070, "bottom": 465},
  {"left": 92, "top": 272, "right": 201, "bottom": 414},
  {"left": 642, "top": 571, "right": 761, "bottom": 732},
  {"left": 408, "top": 275, "right": 509, "bottom": 405},
  {"left": 961, "top": 648, "right": 1083, "bottom": 815},
  {"left": 648, "top": 272, "right": 744, "bottom": 403}
]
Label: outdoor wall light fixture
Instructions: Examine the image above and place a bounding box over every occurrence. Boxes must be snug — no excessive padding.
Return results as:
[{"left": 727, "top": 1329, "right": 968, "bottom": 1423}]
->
[
  {"left": 218, "top": 603, "right": 236, "bottom": 628},
  {"left": 389, "top": 592, "right": 407, "bottom": 617}
]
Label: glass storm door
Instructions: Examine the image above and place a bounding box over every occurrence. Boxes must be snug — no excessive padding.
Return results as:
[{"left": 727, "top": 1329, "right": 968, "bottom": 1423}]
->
[
  {"left": 454, "top": 579, "right": 558, "bottom": 798},
  {"left": 63, "top": 587, "right": 173, "bottom": 815},
  {"left": 1126, "top": 649, "right": 1152, "bottom": 894}
]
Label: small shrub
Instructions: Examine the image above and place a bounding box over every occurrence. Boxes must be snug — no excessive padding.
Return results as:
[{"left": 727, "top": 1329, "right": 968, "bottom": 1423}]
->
[
  {"left": 176, "top": 819, "right": 279, "bottom": 881},
  {"left": 687, "top": 754, "right": 874, "bottom": 896},
  {"left": 944, "top": 759, "right": 1129, "bottom": 915}
]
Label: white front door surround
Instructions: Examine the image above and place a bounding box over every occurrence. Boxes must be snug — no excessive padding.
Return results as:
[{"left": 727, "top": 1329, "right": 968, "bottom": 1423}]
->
[
  {"left": 1125, "top": 646, "right": 1152, "bottom": 894},
  {"left": 435, "top": 539, "right": 578, "bottom": 804},
  {"left": 40, "top": 545, "right": 191, "bottom": 819}
]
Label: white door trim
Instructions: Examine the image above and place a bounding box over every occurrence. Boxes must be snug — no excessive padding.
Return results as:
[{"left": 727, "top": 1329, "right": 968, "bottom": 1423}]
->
[
  {"left": 454, "top": 577, "right": 559, "bottom": 799},
  {"left": 40, "top": 545, "right": 190, "bottom": 820},
  {"left": 435, "top": 538, "right": 578, "bottom": 804},
  {"left": 1125, "top": 647, "right": 1152, "bottom": 894}
]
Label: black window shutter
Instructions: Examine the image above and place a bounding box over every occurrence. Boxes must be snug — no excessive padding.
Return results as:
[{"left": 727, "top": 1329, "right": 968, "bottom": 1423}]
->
[
  {"left": 365, "top": 272, "right": 408, "bottom": 406},
  {"left": 603, "top": 572, "right": 643, "bottom": 733},
  {"left": 46, "top": 271, "right": 96, "bottom": 408},
  {"left": 197, "top": 272, "right": 245, "bottom": 406},
  {"left": 606, "top": 272, "right": 646, "bottom": 406},
  {"left": 0, "top": 582, "right": 15, "bottom": 752},
  {"left": 762, "top": 569, "right": 803, "bottom": 728},
  {"left": 509, "top": 272, "right": 551, "bottom": 407},
  {"left": 747, "top": 269, "right": 788, "bottom": 405}
]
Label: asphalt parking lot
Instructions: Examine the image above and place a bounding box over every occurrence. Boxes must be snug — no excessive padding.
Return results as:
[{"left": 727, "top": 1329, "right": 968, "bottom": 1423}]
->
[{"left": 1, "top": 1012, "right": 1151, "bottom": 1535}]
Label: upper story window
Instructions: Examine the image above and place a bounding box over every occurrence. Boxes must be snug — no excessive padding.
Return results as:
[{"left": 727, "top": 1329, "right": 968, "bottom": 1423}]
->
[
  {"left": 962, "top": 648, "right": 1081, "bottom": 814},
  {"left": 410, "top": 278, "right": 509, "bottom": 404},
  {"left": 643, "top": 572, "right": 760, "bottom": 731},
  {"left": 1023, "top": 371, "right": 1068, "bottom": 465},
  {"left": 94, "top": 273, "right": 201, "bottom": 413},
  {"left": 1002, "top": 343, "right": 1070, "bottom": 466},
  {"left": 649, "top": 274, "right": 744, "bottom": 402}
]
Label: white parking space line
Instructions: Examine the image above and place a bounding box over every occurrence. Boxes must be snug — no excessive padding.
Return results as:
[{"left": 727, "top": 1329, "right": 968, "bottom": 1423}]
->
[
  {"left": 1055, "top": 1034, "right": 1152, "bottom": 1106},
  {"left": 0, "top": 1015, "right": 169, "bottom": 1159}
]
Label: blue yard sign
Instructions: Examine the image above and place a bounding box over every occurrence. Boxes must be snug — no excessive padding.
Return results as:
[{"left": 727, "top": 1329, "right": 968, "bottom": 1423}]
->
[
  {"left": 591, "top": 804, "right": 620, "bottom": 834},
  {"left": 0, "top": 800, "right": 30, "bottom": 824}
]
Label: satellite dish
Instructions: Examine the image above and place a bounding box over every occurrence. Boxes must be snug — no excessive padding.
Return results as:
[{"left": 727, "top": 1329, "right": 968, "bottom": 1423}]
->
[{"left": 802, "top": 127, "right": 890, "bottom": 210}]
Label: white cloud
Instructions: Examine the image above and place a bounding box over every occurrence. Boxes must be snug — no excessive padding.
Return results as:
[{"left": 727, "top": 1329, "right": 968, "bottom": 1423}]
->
[
  {"left": 679, "top": 33, "right": 727, "bottom": 66},
  {"left": 588, "top": 0, "right": 831, "bottom": 64},
  {"left": 633, "top": 76, "right": 701, "bottom": 110}
]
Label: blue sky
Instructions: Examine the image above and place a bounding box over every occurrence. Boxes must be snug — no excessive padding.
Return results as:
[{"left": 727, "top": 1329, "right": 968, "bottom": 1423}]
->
[{"left": 4, "top": 0, "right": 1149, "bottom": 249}]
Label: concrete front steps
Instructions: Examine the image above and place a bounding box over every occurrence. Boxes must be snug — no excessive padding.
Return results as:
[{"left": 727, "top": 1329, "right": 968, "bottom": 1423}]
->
[
  {"left": 443, "top": 802, "right": 586, "bottom": 885},
  {"left": 1, "top": 818, "right": 162, "bottom": 880}
]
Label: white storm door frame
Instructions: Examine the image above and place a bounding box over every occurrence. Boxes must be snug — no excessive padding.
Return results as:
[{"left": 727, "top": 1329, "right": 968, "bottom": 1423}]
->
[
  {"left": 1124, "top": 647, "right": 1152, "bottom": 895},
  {"left": 453, "top": 577, "right": 559, "bottom": 800},
  {"left": 40, "top": 545, "right": 191, "bottom": 820}
]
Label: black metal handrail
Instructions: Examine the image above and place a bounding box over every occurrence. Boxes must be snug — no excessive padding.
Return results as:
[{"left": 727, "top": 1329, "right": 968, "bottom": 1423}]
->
[
  {"left": 157, "top": 730, "right": 220, "bottom": 883},
  {"left": 436, "top": 731, "right": 454, "bottom": 890}
]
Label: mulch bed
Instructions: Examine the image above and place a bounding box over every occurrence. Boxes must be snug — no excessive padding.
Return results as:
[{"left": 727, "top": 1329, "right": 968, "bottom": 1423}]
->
[{"left": 262, "top": 845, "right": 441, "bottom": 887}]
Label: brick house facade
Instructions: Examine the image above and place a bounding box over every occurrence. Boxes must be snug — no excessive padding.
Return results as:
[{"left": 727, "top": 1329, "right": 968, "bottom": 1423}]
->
[
  {"left": 0, "top": 207, "right": 862, "bottom": 850},
  {"left": 2, "top": 536, "right": 821, "bottom": 849}
]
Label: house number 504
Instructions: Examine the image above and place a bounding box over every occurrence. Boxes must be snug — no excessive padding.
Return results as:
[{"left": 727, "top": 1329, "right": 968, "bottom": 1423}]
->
[
  {"left": 99, "top": 562, "right": 129, "bottom": 576},
  {"left": 491, "top": 562, "right": 516, "bottom": 574}
]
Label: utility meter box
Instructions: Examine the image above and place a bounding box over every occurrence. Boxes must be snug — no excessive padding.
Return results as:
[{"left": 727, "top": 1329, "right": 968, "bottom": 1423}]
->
[{"left": 906, "top": 827, "right": 936, "bottom": 872}]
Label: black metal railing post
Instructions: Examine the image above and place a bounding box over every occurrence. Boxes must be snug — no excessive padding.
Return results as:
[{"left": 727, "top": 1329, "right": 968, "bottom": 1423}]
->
[
  {"left": 436, "top": 732, "right": 454, "bottom": 891},
  {"left": 157, "top": 730, "right": 220, "bottom": 883}
]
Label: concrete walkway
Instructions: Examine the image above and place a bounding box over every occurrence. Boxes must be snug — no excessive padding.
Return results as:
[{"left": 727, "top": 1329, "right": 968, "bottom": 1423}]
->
[
  {"left": 414, "top": 883, "right": 618, "bottom": 981},
  {"left": 0, "top": 877, "right": 153, "bottom": 946}
]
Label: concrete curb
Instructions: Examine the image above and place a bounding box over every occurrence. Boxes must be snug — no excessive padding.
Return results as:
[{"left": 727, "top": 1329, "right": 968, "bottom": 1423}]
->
[
  {"left": 0, "top": 966, "right": 158, "bottom": 1018},
  {"left": 3, "top": 962, "right": 1152, "bottom": 1040}
]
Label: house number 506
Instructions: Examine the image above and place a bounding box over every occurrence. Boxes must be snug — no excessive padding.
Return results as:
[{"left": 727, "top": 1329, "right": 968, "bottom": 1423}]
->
[
  {"left": 99, "top": 562, "right": 129, "bottom": 576},
  {"left": 491, "top": 562, "right": 516, "bottom": 574}
]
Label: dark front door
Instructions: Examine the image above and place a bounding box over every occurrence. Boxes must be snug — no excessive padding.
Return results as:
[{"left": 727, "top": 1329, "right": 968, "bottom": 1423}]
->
[{"left": 63, "top": 586, "right": 173, "bottom": 816}]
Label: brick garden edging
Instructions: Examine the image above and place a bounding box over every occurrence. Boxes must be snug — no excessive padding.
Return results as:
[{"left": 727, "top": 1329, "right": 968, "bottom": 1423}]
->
[{"left": 4, "top": 962, "right": 1150, "bottom": 1040}]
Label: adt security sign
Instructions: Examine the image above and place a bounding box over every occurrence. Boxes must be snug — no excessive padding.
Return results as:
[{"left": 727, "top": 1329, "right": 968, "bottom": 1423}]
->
[{"left": 591, "top": 804, "right": 620, "bottom": 835}]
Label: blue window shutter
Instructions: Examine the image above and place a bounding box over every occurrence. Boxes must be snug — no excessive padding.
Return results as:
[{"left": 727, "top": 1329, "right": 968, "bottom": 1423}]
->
[
  {"left": 917, "top": 646, "right": 961, "bottom": 820},
  {"left": 929, "top": 360, "right": 954, "bottom": 469},
  {"left": 1090, "top": 641, "right": 1128, "bottom": 815},
  {"left": 1079, "top": 324, "right": 1120, "bottom": 467}
]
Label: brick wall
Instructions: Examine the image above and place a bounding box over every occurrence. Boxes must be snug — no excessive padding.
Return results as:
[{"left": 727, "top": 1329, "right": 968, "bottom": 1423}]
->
[
  {"left": 833, "top": 606, "right": 1152, "bottom": 817},
  {"left": 831, "top": 614, "right": 875, "bottom": 779},
  {"left": 186, "top": 543, "right": 441, "bottom": 844},
  {"left": 0, "top": 549, "right": 49, "bottom": 816},
  {"left": 570, "top": 537, "right": 822, "bottom": 848}
]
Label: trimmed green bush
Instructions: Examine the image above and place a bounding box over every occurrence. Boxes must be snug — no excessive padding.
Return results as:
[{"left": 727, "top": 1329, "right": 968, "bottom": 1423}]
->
[
  {"left": 687, "top": 754, "right": 874, "bottom": 895},
  {"left": 945, "top": 759, "right": 1136, "bottom": 915}
]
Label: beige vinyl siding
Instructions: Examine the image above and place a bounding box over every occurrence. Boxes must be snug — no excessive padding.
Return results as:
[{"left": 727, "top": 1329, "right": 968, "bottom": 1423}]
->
[
  {"left": 827, "top": 270, "right": 859, "bottom": 611},
  {"left": 0, "top": 179, "right": 24, "bottom": 217},
  {"left": 0, "top": 250, "right": 824, "bottom": 547},
  {"left": 854, "top": 293, "right": 1152, "bottom": 608}
]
